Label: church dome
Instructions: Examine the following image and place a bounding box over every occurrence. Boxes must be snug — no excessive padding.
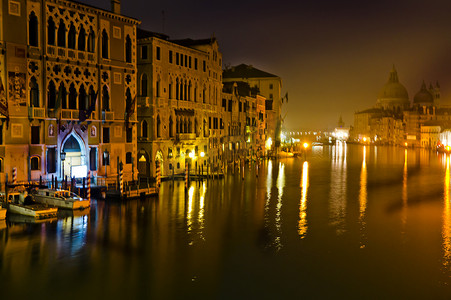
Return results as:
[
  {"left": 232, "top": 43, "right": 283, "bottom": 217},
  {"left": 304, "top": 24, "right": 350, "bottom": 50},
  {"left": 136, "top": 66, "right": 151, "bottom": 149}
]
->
[
  {"left": 376, "top": 66, "right": 409, "bottom": 109},
  {"left": 413, "top": 81, "right": 434, "bottom": 105}
]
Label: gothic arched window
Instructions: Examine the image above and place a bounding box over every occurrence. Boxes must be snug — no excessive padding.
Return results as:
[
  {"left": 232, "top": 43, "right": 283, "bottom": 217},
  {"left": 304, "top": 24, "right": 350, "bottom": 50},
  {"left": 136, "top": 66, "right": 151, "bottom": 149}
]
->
[
  {"left": 102, "top": 29, "right": 109, "bottom": 59},
  {"left": 68, "top": 23, "right": 76, "bottom": 49},
  {"left": 78, "top": 84, "right": 87, "bottom": 110},
  {"left": 47, "top": 17, "right": 55, "bottom": 46},
  {"left": 102, "top": 85, "right": 110, "bottom": 111},
  {"left": 29, "top": 12, "right": 38, "bottom": 47},
  {"left": 69, "top": 83, "right": 77, "bottom": 109},
  {"left": 87, "top": 28, "right": 95, "bottom": 52},
  {"left": 30, "top": 77, "right": 39, "bottom": 107},
  {"left": 47, "top": 80, "right": 56, "bottom": 109},
  {"left": 157, "top": 115, "right": 161, "bottom": 138},
  {"left": 78, "top": 25, "right": 86, "bottom": 51},
  {"left": 57, "top": 20, "right": 66, "bottom": 47},
  {"left": 125, "top": 35, "right": 132, "bottom": 63},
  {"left": 142, "top": 120, "right": 148, "bottom": 139},
  {"left": 169, "top": 116, "right": 173, "bottom": 137}
]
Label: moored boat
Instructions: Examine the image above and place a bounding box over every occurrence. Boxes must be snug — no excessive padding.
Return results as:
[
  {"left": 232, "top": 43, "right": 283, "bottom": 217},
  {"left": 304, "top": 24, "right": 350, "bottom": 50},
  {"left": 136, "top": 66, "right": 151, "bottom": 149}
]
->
[
  {"left": 0, "top": 206, "right": 6, "bottom": 220},
  {"left": 0, "top": 191, "right": 58, "bottom": 219},
  {"left": 32, "top": 188, "right": 90, "bottom": 210}
]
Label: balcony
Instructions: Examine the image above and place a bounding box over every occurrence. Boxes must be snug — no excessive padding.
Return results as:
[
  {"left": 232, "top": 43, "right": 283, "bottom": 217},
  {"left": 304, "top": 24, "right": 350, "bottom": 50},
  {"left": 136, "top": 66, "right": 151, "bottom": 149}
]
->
[
  {"left": 138, "top": 97, "right": 151, "bottom": 108},
  {"left": 47, "top": 45, "right": 56, "bottom": 57},
  {"left": 177, "top": 133, "right": 196, "bottom": 140},
  {"left": 68, "top": 49, "right": 76, "bottom": 59},
  {"left": 28, "top": 107, "right": 45, "bottom": 119},
  {"left": 57, "top": 47, "right": 66, "bottom": 57},
  {"left": 61, "top": 109, "right": 79, "bottom": 120},
  {"left": 102, "top": 111, "right": 114, "bottom": 121}
]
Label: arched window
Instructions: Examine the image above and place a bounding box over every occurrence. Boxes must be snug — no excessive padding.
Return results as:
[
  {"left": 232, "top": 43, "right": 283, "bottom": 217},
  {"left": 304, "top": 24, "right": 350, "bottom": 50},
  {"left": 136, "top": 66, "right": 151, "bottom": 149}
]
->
[
  {"left": 168, "top": 81, "right": 173, "bottom": 99},
  {"left": 169, "top": 116, "right": 173, "bottom": 137},
  {"left": 125, "top": 35, "right": 132, "bottom": 63},
  {"left": 78, "top": 84, "right": 87, "bottom": 110},
  {"left": 141, "top": 73, "right": 148, "bottom": 96},
  {"left": 183, "top": 81, "right": 187, "bottom": 100},
  {"left": 176, "top": 78, "right": 180, "bottom": 100},
  {"left": 69, "top": 83, "right": 77, "bottom": 109},
  {"left": 30, "top": 156, "right": 40, "bottom": 171},
  {"left": 194, "top": 86, "right": 197, "bottom": 102},
  {"left": 188, "top": 81, "right": 192, "bottom": 101},
  {"left": 59, "top": 82, "right": 67, "bottom": 109},
  {"left": 57, "top": 20, "right": 66, "bottom": 47},
  {"left": 142, "top": 120, "right": 148, "bottom": 138},
  {"left": 47, "top": 81, "right": 56, "bottom": 109},
  {"left": 203, "top": 87, "right": 206, "bottom": 104},
  {"left": 47, "top": 17, "right": 55, "bottom": 46},
  {"left": 125, "top": 88, "right": 132, "bottom": 114},
  {"left": 102, "top": 29, "right": 109, "bottom": 59},
  {"left": 89, "top": 85, "right": 96, "bottom": 109},
  {"left": 78, "top": 25, "right": 86, "bottom": 51},
  {"left": 30, "top": 77, "right": 39, "bottom": 107},
  {"left": 102, "top": 85, "right": 110, "bottom": 111},
  {"left": 87, "top": 28, "right": 95, "bottom": 52},
  {"left": 157, "top": 115, "right": 161, "bottom": 138},
  {"left": 68, "top": 23, "right": 76, "bottom": 49},
  {"left": 29, "top": 12, "right": 38, "bottom": 47}
]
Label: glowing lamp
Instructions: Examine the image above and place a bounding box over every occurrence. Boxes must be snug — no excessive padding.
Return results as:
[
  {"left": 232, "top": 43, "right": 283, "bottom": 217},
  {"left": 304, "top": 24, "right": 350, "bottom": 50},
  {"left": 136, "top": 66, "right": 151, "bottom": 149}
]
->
[
  {"left": 189, "top": 152, "right": 194, "bottom": 158},
  {"left": 303, "top": 142, "right": 309, "bottom": 149},
  {"left": 200, "top": 152, "right": 205, "bottom": 158}
]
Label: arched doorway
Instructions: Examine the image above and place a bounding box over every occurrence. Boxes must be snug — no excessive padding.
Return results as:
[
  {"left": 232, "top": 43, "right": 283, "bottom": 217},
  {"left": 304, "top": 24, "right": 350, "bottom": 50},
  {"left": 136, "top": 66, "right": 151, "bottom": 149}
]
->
[
  {"left": 62, "top": 133, "right": 86, "bottom": 179},
  {"left": 137, "top": 149, "right": 150, "bottom": 178}
]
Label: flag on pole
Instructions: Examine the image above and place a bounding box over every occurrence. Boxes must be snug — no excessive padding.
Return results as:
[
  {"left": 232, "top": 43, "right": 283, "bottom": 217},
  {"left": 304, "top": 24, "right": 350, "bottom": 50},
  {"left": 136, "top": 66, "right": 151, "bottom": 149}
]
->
[
  {"left": 0, "top": 75, "right": 8, "bottom": 117},
  {"left": 79, "top": 91, "right": 98, "bottom": 122}
]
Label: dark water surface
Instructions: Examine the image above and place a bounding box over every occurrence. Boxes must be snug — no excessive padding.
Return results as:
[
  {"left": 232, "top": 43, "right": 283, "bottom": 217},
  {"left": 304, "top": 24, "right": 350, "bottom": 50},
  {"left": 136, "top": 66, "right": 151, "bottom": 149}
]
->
[{"left": 2, "top": 144, "right": 451, "bottom": 299}]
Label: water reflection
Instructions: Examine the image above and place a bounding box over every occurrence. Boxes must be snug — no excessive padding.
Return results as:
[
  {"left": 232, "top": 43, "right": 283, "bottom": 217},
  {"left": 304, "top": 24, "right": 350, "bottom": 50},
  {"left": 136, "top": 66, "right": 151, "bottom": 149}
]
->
[
  {"left": 198, "top": 182, "right": 206, "bottom": 240},
  {"left": 275, "top": 162, "right": 285, "bottom": 251},
  {"left": 299, "top": 161, "right": 309, "bottom": 238},
  {"left": 443, "top": 155, "right": 451, "bottom": 272},
  {"left": 187, "top": 186, "right": 195, "bottom": 234},
  {"left": 359, "top": 146, "right": 367, "bottom": 248},
  {"left": 330, "top": 141, "right": 347, "bottom": 234},
  {"left": 402, "top": 149, "right": 408, "bottom": 235}
]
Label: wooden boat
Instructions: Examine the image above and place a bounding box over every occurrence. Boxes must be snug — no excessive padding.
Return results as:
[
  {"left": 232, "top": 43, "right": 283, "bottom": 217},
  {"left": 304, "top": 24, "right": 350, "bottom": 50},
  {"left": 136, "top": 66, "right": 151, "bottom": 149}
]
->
[
  {"left": 32, "top": 188, "right": 90, "bottom": 210},
  {"left": 0, "top": 191, "right": 58, "bottom": 219}
]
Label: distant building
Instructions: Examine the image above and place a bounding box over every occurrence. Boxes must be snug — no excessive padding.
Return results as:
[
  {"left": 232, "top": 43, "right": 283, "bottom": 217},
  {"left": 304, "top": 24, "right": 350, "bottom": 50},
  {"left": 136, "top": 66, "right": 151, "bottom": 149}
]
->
[
  {"left": 223, "top": 64, "right": 282, "bottom": 154},
  {"left": 353, "top": 66, "right": 451, "bottom": 147},
  {"left": 0, "top": 0, "right": 139, "bottom": 183}
]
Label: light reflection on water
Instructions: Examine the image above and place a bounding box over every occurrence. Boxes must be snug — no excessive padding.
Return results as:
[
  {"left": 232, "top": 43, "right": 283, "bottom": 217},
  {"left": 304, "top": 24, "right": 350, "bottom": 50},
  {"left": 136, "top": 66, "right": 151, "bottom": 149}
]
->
[
  {"left": 298, "top": 161, "right": 309, "bottom": 238},
  {"left": 330, "top": 141, "right": 347, "bottom": 235},
  {"left": 3, "top": 145, "right": 451, "bottom": 298}
]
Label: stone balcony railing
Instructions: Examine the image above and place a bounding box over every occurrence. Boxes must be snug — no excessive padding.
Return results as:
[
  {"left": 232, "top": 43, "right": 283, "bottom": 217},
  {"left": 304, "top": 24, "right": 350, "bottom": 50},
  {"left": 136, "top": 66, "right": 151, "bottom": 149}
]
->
[{"left": 28, "top": 107, "right": 45, "bottom": 119}]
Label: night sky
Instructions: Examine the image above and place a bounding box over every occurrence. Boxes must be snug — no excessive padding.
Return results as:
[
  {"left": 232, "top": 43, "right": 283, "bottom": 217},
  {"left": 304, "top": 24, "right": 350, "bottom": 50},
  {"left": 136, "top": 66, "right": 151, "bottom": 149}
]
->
[{"left": 84, "top": 0, "right": 451, "bottom": 131}]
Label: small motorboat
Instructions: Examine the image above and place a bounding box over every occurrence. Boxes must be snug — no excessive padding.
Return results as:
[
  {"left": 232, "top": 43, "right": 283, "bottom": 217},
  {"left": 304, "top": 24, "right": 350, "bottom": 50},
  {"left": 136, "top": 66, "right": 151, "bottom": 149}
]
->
[
  {"left": 32, "top": 188, "right": 90, "bottom": 210},
  {"left": 0, "top": 190, "right": 58, "bottom": 219}
]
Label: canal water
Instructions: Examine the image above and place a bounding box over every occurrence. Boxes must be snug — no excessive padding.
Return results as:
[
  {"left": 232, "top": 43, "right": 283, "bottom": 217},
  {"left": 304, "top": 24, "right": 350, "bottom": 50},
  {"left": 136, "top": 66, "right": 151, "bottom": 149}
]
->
[{"left": 1, "top": 143, "right": 451, "bottom": 299}]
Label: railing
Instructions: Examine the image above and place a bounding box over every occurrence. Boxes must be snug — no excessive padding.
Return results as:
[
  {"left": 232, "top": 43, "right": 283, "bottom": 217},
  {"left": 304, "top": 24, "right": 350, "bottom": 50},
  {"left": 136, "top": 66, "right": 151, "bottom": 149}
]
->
[
  {"left": 177, "top": 133, "right": 196, "bottom": 140},
  {"left": 138, "top": 97, "right": 150, "bottom": 108},
  {"left": 28, "top": 107, "right": 45, "bottom": 119},
  {"left": 47, "top": 45, "right": 56, "bottom": 56},
  {"left": 68, "top": 49, "right": 76, "bottom": 59},
  {"left": 102, "top": 111, "right": 114, "bottom": 121},
  {"left": 57, "top": 48, "right": 66, "bottom": 57},
  {"left": 61, "top": 109, "right": 79, "bottom": 120}
]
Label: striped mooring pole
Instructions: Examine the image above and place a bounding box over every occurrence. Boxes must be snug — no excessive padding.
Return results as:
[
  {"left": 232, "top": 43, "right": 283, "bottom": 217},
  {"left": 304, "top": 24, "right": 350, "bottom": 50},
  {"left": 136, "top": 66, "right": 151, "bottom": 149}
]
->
[
  {"left": 87, "top": 170, "right": 91, "bottom": 202},
  {"left": 12, "top": 167, "right": 17, "bottom": 185},
  {"left": 156, "top": 161, "right": 161, "bottom": 188},
  {"left": 119, "top": 167, "right": 124, "bottom": 196}
]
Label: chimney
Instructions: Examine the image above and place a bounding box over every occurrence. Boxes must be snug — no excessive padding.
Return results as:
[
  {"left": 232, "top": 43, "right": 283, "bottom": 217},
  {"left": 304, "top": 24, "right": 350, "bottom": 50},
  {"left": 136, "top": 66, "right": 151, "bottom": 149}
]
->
[{"left": 111, "top": 0, "right": 121, "bottom": 14}]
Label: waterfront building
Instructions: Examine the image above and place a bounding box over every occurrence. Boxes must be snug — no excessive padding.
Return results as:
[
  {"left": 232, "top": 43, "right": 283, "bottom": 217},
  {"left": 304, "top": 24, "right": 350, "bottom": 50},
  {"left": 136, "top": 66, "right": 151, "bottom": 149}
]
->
[
  {"left": 222, "top": 81, "right": 266, "bottom": 161},
  {"left": 0, "top": 0, "right": 139, "bottom": 183},
  {"left": 136, "top": 29, "right": 223, "bottom": 178},
  {"left": 223, "top": 64, "right": 282, "bottom": 155}
]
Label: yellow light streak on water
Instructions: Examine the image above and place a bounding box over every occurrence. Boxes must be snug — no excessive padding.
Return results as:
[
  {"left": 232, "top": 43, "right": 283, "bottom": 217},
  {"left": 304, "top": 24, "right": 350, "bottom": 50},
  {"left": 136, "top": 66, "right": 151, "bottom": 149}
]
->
[
  {"left": 330, "top": 141, "right": 347, "bottom": 235},
  {"left": 401, "top": 149, "right": 408, "bottom": 235},
  {"left": 298, "top": 161, "right": 309, "bottom": 238},
  {"left": 198, "top": 181, "right": 206, "bottom": 240},
  {"left": 442, "top": 155, "right": 451, "bottom": 270},
  {"left": 359, "top": 146, "right": 367, "bottom": 248},
  {"left": 187, "top": 186, "right": 195, "bottom": 234},
  {"left": 275, "top": 162, "right": 285, "bottom": 251}
]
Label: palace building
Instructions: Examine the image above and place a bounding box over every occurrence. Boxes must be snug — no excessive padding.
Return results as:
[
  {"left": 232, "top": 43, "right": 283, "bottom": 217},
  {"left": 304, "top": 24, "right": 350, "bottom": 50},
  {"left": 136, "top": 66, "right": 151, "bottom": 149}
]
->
[
  {"left": 136, "top": 29, "right": 223, "bottom": 178},
  {"left": 0, "top": 0, "right": 139, "bottom": 183}
]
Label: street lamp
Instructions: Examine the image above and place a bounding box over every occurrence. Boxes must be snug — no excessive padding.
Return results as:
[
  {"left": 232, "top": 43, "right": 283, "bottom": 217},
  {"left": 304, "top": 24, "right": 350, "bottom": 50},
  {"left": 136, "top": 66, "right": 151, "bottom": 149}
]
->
[{"left": 60, "top": 150, "right": 66, "bottom": 179}]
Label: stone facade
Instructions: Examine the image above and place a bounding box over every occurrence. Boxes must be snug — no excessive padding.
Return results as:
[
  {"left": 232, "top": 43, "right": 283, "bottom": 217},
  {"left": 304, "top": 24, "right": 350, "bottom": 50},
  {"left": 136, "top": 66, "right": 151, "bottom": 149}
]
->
[{"left": 0, "top": 0, "right": 139, "bottom": 183}]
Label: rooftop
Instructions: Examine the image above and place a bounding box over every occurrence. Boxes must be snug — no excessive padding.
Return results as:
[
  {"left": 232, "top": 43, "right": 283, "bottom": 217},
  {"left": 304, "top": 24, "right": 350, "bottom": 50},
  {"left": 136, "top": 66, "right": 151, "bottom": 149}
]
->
[{"left": 223, "top": 64, "right": 278, "bottom": 79}]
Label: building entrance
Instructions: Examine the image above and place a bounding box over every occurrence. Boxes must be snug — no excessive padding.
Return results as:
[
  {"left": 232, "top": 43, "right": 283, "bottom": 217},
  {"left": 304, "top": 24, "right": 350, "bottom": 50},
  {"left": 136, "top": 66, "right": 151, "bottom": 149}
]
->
[{"left": 62, "top": 135, "right": 86, "bottom": 179}]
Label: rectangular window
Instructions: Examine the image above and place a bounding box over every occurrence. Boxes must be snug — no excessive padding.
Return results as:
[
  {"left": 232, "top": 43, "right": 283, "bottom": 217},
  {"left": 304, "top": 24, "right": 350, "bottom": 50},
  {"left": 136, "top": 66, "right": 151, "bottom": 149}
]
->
[
  {"left": 189, "top": 57, "right": 192, "bottom": 68},
  {"left": 126, "top": 126, "right": 132, "bottom": 143},
  {"left": 168, "top": 148, "right": 173, "bottom": 158},
  {"left": 103, "top": 127, "right": 110, "bottom": 143},
  {"left": 269, "top": 93, "right": 273, "bottom": 99},
  {"left": 269, "top": 84, "right": 273, "bottom": 90},
  {"left": 169, "top": 50, "right": 173, "bottom": 63},
  {"left": 141, "top": 45, "right": 148, "bottom": 60},
  {"left": 156, "top": 46, "right": 161, "bottom": 60},
  {"left": 126, "top": 152, "right": 132, "bottom": 164},
  {"left": 177, "top": 147, "right": 180, "bottom": 157},
  {"left": 209, "top": 117, "right": 212, "bottom": 129},
  {"left": 103, "top": 152, "right": 110, "bottom": 166},
  {"left": 8, "top": 1, "right": 20, "bottom": 16},
  {"left": 31, "top": 126, "right": 40, "bottom": 144},
  {"left": 176, "top": 53, "right": 179, "bottom": 65},
  {"left": 203, "top": 60, "right": 206, "bottom": 72},
  {"left": 222, "top": 98, "right": 227, "bottom": 109},
  {"left": 47, "top": 148, "right": 56, "bottom": 173},
  {"left": 180, "top": 54, "right": 184, "bottom": 67},
  {"left": 228, "top": 100, "right": 232, "bottom": 112},
  {"left": 113, "top": 26, "right": 121, "bottom": 39},
  {"left": 185, "top": 55, "right": 187, "bottom": 67},
  {"left": 239, "top": 102, "right": 242, "bottom": 112},
  {"left": 195, "top": 58, "right": 198, "bottom": 70},
  {"left": 90, "top": 148, "right": 97, "bottom": 171}
]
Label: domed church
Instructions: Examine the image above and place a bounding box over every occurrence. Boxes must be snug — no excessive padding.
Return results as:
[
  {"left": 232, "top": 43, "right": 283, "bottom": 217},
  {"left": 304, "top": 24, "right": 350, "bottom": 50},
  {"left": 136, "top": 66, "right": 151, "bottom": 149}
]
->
[{"left": 376, "top": 66, "right": 410, "bottom": 112}]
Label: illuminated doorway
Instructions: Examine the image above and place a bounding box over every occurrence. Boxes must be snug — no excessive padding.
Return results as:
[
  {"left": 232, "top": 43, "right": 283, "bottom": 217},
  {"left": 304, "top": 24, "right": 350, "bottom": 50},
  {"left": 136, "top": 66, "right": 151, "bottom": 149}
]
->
[{"left": 62, "top": 134, "right": 86, "bottom": 179}]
